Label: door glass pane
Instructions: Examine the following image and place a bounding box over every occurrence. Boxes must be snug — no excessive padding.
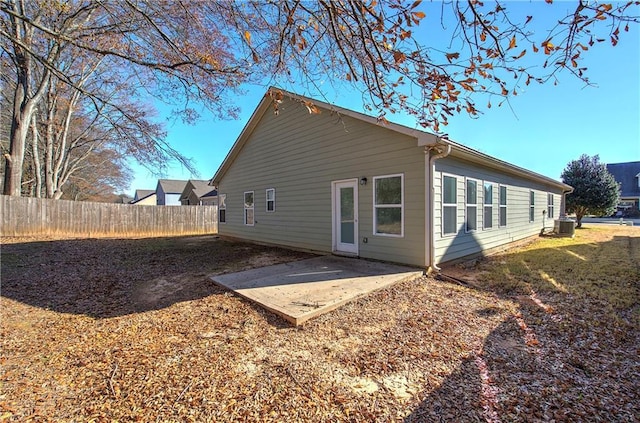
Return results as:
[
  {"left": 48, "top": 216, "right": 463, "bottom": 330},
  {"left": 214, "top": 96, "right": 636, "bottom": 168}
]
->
[
  {"left": 341, "top": 222, "right": 355, "bottom": 244},
  {"left": 340, "top": 188, "right": 354, "bottom": 221},
  {"left": 340, "top": 187, "right": 354, "bottom": 244}
]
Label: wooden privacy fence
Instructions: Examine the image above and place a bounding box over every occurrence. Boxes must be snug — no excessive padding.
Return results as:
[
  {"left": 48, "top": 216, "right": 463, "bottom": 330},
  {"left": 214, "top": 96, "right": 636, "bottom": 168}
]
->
[{"left": 0, "top": 195, "right": 218, "bottom": 237}]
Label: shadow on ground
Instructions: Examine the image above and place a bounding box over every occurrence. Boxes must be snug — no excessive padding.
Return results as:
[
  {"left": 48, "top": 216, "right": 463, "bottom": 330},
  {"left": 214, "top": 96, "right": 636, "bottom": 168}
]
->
[
  {"left": 1, "top": 235, "right": 313, "bottom": 319},
  {"left": 405, "top": 230, "right": 639, "bottom": 421}
]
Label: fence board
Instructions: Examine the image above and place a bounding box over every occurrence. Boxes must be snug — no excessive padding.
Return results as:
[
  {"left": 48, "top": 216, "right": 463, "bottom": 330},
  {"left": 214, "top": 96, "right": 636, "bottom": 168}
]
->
[{"left": 0, "top": 196, "right": 217, "bottom": 237}]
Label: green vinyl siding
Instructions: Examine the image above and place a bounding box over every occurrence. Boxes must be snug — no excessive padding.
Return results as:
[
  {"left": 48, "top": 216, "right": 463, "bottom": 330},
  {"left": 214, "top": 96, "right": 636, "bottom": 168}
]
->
[
  {"left": 217, "top": 96, "right": 426, "bottom": 266},
  {"left": 433, "top": 156, "right": 564, "bottom": 264}
]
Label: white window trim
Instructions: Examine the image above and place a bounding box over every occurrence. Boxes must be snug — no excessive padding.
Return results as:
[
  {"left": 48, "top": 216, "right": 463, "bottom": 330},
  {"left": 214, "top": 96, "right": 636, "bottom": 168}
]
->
[
  {"left": 465, "top": 177, "right": 479, "bottom": 233},
  {"left": 373, "top": 173, "right": 404, "bottom": 237},
  {"left": 244, "top": 191, "right": 254, "bottom": 226},
  {"left": 499, "top": 185, "right": 507, "bottom": 228},
  {"left": 529, "top": 190, "right": 535, "bottom": 222},
  {"left": 483, "top": 181, "right": 494, "bottom": 230},
  {"left": 442, "top": 173, "right": 458, "bottom": 237},
  {"left": 266, "top": 188, "right": 275, "bottom": 213},
  {"left": 219, "top": 193, "right": 227, "bottom": 224},
  {"left": 547, "top": 193, "right": 554, "bottom": 219}
]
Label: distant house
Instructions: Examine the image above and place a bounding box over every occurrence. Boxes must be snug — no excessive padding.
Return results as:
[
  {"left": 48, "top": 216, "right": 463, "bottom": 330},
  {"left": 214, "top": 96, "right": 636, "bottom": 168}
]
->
[
  {"left": 211, "top": 88, "right": 573, "bottom": 269},
  {"left": 130, "top": 189, "right": 157, "bottom": 205},
  {"left": 606, "top": 161, "right": 640, "bottom": 212},
  {"left": 156, "top": 179, "right": 189, "bottom": 206},
  {"left": 180, "top": 180, "right": 218, "bottom": 206}
]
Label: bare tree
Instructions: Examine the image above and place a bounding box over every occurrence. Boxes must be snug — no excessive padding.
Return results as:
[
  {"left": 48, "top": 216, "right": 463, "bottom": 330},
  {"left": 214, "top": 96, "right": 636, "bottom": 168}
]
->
[
  {"left": 59, "top": 147, "right": 132, "bottom": 202},
  {"left": 2, "top": 0, "right": 638, "bottom": 196}
]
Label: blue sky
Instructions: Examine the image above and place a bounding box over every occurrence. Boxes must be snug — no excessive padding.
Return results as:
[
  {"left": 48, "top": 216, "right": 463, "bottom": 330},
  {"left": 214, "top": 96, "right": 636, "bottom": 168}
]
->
[{"left": 126, "top": 2, "right": 639, "bottom": 195}]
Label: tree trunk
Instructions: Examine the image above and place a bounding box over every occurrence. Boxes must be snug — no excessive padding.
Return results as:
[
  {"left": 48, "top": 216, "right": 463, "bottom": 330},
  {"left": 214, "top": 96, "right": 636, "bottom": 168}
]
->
[
  {"left": 31, "top": 115, "right": 42, "bottom": 198},
  {"left": 44, "top": 93, "right": 56, "bottom": 198},
  {"left": 3, "top": 80, "right": 30, "bottom": 196},
  {"left": 574, "top": 206, "right": 587, "bottom": 228}
]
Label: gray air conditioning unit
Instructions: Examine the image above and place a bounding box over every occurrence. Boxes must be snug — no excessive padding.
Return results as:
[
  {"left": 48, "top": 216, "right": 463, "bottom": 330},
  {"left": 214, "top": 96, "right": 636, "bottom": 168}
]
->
[{"left": 554, "top": 219, "right": 576, "bottom": 237}]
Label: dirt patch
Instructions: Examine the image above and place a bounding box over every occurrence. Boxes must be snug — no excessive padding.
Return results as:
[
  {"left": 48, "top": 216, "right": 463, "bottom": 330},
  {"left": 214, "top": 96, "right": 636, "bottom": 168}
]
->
[{"left": 1, "top": 227, "right": 638, "bottom": 422}]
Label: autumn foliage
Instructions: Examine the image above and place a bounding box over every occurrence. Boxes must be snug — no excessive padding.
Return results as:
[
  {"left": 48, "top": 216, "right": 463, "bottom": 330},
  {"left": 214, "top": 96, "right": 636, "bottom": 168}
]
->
[{"left": 1, "top": 0, "right": 639, "bottom": 195}]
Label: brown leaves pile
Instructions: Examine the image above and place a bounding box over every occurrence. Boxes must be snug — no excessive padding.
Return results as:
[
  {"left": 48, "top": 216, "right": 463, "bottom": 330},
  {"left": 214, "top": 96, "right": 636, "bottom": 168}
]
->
[{"left": 1, "top": 228, "right": 638, "bottom": 421}]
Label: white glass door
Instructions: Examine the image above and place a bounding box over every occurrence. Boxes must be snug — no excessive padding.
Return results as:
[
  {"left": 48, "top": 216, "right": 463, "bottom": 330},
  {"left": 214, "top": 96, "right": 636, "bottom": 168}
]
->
[{"left": 333, "top": 179, "right": 358, "bottom": 254}]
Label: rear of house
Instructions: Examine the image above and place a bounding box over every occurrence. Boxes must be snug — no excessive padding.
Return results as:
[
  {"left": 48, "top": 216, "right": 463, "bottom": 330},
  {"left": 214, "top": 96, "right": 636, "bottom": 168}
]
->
[
  {"left": 606, "top": 161, "right": 640, "bottom": 215},
  {"left": 156, "top": 179, "right": 188, "bottom": 206},
  {"left": 180, "top": 180, "right": 218, "bottom": 206},
  {"left": 212, "top": 89, "right": 571, "bottom": 268},
  {"left": 433, "top": 155, "right": 564, "bottom": 263},
  {"left": 131, "top": 189, "right": 157, "bottom": 206}
]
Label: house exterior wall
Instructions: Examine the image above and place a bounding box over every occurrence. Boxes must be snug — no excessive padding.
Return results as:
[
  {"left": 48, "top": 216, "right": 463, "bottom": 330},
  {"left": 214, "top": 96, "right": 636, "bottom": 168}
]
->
[
  {"left": 181, "top": 190, "right": 198, "bottom": 205},
  {"left": 156, "top": 185, "right": 166, "bottom": 205},
  {"left": 433, "top": 156, "right": 564, "bottom": 264},
  {"left": 217, "top": 97, "right": 427, "bottom": 266},
  {"left": 162, "top": 193, "right": 181, "bottom": 206},
  {"left": 132, "top": 194, "right": 156, "bottom": 205},
  {"left": 200, "top": 197, "right": 218, "bottom": 206}
]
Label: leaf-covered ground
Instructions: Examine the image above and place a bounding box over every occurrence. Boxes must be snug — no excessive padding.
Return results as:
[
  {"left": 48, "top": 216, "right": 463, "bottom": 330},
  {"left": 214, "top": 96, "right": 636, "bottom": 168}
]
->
[{"left": 1, "top": 226, "right": 638, "bottom": 422}]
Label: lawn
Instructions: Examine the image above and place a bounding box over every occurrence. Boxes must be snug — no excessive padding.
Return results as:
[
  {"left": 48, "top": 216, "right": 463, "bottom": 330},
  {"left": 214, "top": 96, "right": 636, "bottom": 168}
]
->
[{"left": 1, "top": 226, "right": 638, "bottom": 422}]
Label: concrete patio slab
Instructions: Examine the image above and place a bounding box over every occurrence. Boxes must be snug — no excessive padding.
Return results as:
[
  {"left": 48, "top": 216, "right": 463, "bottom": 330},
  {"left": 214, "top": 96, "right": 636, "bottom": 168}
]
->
[{"left": 211, "top": 255, "right": 423, "bottom": 325}]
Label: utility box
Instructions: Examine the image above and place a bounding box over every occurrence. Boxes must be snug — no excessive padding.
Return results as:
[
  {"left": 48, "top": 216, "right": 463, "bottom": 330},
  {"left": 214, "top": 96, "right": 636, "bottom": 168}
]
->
[{"left": 554, "top": 219, "right": 576, "bottom": 237}]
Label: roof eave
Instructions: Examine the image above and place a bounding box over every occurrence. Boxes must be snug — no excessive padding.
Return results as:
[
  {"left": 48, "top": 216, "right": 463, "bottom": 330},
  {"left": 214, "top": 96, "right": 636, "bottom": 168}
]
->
[
  {"left": 211, "top": 87, "right": 441, "bottom": 184},
  {"left": 211, "top": 93, "right": 274, "bottom": 185},
  {"left": 420, "top": 137, "right": 572, "bottom": 191},
  {"left": 211, "top": 87, "right": 569, "bottom": 192}
]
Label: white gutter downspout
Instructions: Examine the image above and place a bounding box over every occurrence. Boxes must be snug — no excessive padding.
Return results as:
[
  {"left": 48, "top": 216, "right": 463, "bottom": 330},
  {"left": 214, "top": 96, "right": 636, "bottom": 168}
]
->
[
  {"left": 560, "top": 186, "right": 574, "bottom": 219},
  {"left": 424, "top": 140, "right": 452, "bottom": 274}
]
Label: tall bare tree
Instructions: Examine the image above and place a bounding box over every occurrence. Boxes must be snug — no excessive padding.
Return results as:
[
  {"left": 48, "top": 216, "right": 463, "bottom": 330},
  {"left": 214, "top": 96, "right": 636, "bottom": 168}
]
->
[{"left": 2, "top": 0, "right": 638, "bottom": 196}]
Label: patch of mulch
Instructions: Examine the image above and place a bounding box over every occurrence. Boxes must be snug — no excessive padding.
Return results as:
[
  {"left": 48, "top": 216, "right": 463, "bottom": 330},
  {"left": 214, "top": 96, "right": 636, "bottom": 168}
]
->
[{"left": 1, "top": 232, "right": 638, "bottom": 422}]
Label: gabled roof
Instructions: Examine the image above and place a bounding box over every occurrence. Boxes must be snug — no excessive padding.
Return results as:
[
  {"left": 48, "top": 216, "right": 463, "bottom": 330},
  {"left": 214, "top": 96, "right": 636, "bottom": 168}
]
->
[
  {"left": 130, "top": 191, "right": 156, "bottom": 204},
  {"left": 197, "top": 187, "right": 218, "bottom": 199},
  {"left": 157, "top": 179, "right": 189, "bottom": 194},
  {"left": 211, "top": 87, "right": 571, "bottom": 191},
  {"left": 606, "top": 161, "right": 640, "bottom": 197},
  {"left": 134, "top": 189, "right": 155, "bottom": 201},
  {"left": 180, "top": 179, "right": 217, "bottom": 200}
]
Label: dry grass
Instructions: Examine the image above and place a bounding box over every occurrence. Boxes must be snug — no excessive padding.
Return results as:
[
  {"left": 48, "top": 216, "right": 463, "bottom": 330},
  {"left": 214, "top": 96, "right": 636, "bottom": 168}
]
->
[
  {"left": 1, "top": 226, "right": 638, "bottom": 422},
  {"left": 455, "top": 225, "right": 640, "bottom": 321}
]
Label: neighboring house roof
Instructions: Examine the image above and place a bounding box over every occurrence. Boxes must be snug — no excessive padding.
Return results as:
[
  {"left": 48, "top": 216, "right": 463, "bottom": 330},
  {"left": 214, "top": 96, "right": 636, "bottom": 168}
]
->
[
  {"left": 157, "top": 179, "right": 189, "bottom": 194},
  {"left": 180, "top": 180, "right": 217, "bottom": 202},
  {"left": 130, "top": 191, "right": 157, "bottom": 204},
  {"left": 606, "top": 161, "right": 640, "bottom": 198},
  {"left": 211, "top": 87, "right": 571, "bottom": 192},
  {"left": 197, "top": 187, "right": 218, "bottom": 199},
  {"left": 114, "top": 195, "right": 134, "bottom": 204},
  {"left": 133, "top": 189, "right": 155, "bottom": 201}
]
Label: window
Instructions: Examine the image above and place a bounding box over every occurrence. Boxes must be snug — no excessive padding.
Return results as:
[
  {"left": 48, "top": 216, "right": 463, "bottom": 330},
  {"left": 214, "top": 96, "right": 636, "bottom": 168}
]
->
[
  {"left": 266, "top": 188, "right": 275, "bottom": 212},
  {"left": 442, "top": 175, "right": 457, "bottom": 235},
  {"left": 499, "top": 185, "right": 507, "bottom": 227},
  {"left": 374, "top": 174, "right": 403, "bottom": 236},
  {"left": 547, "top": 193, "right": 554, "bottom": 219},
  {"left": 529, "top": 191, "right": 535, "bottom": 222},
  {"left": 244, "top": 191, "right": 254, "bottom": 226},
  {"left": 219, "top": 194, "right": 226, "bottom": 223},
  {"left": 483, "top": 182, "right": 493, "bottom": 229},
  {"left": 465, "top": 179, "right": 478, "bottom": 232}
]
